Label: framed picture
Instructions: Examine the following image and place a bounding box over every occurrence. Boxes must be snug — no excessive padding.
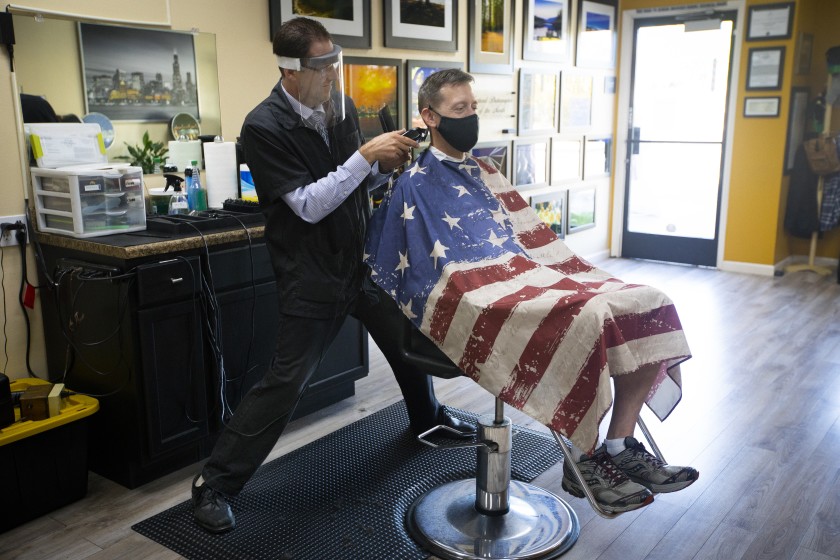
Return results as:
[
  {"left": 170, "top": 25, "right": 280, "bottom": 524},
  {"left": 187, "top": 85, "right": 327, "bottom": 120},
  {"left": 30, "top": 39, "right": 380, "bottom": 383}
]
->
[
  {"left": 79, "top": 23, "right": 199, "bottom": 122},
  {"left": 743, "top": 97, "right": 781, "bottom": 118},
  {"left": 472, "top": 73, "right": 517, "bottom": 138},
  {"left": 385, "top": 0, "right": 458, "bottom": 52},
  {"left": 795, "top": 32, "right": 814, "bottom": 75},
  {"left": 576, "top": 0, "right": 617, "bottom": 69},
  {"left": 518, "top": 69, "right": 558, "bottom": 135},
  {"left": 469, "top": 0, "right": 515, "bottom": 74},
  {"left": 268, "top": 0, "right": 371, "bottom": 48},
  {"left": 746, "top": 2, "right": 794, "bottom": 41},
  {"left": 529, "top": 187, "right": 567, "bottom": 238},
  {"left": 583, "top": 135, "right": 611, "bottom": 179},
  {"left": 343, "top": 57, "right": 402, "bottom": 141},
  {"left": 783, "top": 87, "right": 810, "bottom": 174},
  {"left": 559, "top": 71, "right": 593, "bottom": 133},
  {"left": 550, "top": 137, "right": 583, "bottom": 184},
  {"left": 746, "top": 47, "right": 785, "bottom": 91},
  {"left": 512, "top": 138, "right": 550, "bottom": 188},
  {"left": 567, "top": 186, "right": 596, "bottom": 233},
  {"left": 406, "top": 60, "right": 464, "bottom": 129},
  {"left": 523, "top": 0, "right": 571, "bottom": 64},
  {"left": 471, "top": 140, "right": 511, "bottom": 177}
]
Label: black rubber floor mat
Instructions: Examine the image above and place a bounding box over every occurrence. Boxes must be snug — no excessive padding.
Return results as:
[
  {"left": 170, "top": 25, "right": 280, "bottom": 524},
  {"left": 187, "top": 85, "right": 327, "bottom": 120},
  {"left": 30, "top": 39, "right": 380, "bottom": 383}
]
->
[{"left": 133, "top": 401, "right": 564, "bottom": 560}]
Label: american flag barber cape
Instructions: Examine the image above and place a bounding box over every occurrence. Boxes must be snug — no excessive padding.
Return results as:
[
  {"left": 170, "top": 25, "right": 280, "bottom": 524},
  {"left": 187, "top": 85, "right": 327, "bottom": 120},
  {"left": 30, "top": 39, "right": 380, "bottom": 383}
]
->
[{"left": 364, "top": 150, "right": 691, "bottom": 453}]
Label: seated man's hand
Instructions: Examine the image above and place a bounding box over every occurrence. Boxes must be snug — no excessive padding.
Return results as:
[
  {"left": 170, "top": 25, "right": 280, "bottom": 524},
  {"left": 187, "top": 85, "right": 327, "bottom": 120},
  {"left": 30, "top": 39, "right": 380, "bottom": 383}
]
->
[{"left": 359, "top": 130, "right": 419, "bottom": 173}]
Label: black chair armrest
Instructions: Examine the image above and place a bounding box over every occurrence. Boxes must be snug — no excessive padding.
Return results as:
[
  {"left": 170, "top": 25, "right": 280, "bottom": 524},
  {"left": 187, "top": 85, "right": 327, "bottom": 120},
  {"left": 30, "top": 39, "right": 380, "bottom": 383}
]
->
[{"left": 399, "top": 319, "right": 462, "bottom": 379}]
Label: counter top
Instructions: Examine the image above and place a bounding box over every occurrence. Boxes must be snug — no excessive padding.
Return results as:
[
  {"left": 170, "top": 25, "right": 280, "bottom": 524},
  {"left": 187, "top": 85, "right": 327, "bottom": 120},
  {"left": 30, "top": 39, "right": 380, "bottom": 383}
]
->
[{"left": 35, "top": 222, "right": 266, "bottom": 260}]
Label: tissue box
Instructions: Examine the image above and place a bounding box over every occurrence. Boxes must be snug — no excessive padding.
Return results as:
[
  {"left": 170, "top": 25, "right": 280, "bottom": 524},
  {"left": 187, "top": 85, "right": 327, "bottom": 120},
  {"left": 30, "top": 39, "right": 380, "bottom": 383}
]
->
[{"left": 32, "top": 165, "right": 147, "bottom": 238}]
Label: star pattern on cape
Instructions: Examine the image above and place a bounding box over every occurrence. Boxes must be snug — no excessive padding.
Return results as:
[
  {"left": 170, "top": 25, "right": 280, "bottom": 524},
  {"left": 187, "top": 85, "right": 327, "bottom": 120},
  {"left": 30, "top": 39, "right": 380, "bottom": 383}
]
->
[
  {"left": 459, "top": 162, "right": 478, "bottom": 173},
  {"left": 452, "top": 185, "right": 471, "bottom": 197},
  {"left": 430, "top": 240, "right": 449, "bottom": 269},
  {"left": 400, "top": 299, "right": 417, "bottom": 320},
  {"left": 408, "top": 163, "right": 427, "bottom": 178},
  {"left": 402, "top": 202, "right": 415, "bottom": 223},
  {"left": 395, "top": 250, "right": 410, "bottom": 274},
  {"left": 485, "top": 230, "right": 508, "bottom": 247},
  {"left": 442, "top": 212, "right": 462, "bottom": 230},
  {"left": 490, "top": 206, "right": 508, "bottom": 227}
]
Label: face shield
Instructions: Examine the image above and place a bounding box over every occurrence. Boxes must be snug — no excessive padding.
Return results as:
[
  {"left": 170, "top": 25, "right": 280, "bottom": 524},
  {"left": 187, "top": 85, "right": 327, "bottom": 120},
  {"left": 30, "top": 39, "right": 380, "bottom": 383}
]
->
[{"left": 277, "top": 44, "right": 346, "bottom": 130}]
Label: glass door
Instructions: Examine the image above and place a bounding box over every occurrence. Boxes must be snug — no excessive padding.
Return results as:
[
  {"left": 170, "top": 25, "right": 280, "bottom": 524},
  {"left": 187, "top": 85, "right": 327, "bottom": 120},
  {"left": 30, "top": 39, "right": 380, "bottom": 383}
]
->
[{"left": 622, "top": 13, "right": 736, "bottom": 266}]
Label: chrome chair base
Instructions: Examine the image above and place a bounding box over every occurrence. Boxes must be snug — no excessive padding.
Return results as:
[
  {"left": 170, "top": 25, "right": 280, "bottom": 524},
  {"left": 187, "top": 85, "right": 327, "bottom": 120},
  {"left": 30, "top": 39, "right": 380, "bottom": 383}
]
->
[{"left": 406, "top": 479, "right": 580, "bottom": 560}]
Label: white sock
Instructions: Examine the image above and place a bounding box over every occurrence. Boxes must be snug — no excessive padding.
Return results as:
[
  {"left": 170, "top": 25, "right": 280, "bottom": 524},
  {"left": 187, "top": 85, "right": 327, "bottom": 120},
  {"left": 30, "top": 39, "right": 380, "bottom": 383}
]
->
[
  {"left": 567, "top": 442, "right": 585, "bottom": 463},
  {"left": 605, "top": 437, "right": 627, "bottom": 457}
]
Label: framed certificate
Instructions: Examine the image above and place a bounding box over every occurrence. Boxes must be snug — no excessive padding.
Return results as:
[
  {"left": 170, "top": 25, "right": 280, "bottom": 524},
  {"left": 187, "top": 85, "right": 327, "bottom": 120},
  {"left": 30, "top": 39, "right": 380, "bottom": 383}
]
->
[
  {"left": 746, "top": 2, "right": 794, "bottom": 41},
  {"left": 746, "top": 46, "right": 785, "bottom": 91},
  {"left": 743, "top": 97, "right": 780, "bottom": 118}
]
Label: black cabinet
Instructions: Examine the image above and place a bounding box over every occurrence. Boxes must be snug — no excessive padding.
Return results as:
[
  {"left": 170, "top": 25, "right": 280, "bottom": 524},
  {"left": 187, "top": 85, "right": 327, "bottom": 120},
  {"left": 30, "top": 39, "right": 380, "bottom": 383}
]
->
[
  {"left": 37, "top": 236, "right": 368, "bottom": 488},
  {"left": 135, "top": 257, "right": 208, "bottom": 459}
]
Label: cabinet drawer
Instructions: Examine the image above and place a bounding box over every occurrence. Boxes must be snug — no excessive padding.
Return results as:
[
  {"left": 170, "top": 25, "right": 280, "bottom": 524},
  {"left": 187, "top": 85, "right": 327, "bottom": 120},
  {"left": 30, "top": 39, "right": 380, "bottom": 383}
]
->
[
  {"left": 136, "top": 257, "right": 200, "bottom": 308},
  {"left": 209, "top": 243, "right": 274, "bottom": 292}
]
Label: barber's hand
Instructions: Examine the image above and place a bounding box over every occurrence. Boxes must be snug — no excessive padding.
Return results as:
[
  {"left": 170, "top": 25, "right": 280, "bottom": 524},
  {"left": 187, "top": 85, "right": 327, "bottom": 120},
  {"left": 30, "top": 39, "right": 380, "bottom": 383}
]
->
[{"left": 359, "top": 130, "right": 418, "bottom": 172}]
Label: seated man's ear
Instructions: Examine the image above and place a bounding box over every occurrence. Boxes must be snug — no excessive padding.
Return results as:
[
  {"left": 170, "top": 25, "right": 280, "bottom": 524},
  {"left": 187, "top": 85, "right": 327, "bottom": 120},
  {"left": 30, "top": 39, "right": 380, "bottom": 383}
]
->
[{"left": 420, "top": 107, "right": 437, "bottom": 129}]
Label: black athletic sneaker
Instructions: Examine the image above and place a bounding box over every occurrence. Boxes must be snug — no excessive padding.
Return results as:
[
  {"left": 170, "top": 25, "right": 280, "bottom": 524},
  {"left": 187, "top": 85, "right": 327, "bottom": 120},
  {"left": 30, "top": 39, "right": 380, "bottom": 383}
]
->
[
  {"left": 561, "top": 448, "right": 654, "bottom": 513},
  {"left": 610, "top": 437, "right": 699, "bottom": 493},
  {"left": 192, "top": 474, "right": 235, "bottom": 533}
]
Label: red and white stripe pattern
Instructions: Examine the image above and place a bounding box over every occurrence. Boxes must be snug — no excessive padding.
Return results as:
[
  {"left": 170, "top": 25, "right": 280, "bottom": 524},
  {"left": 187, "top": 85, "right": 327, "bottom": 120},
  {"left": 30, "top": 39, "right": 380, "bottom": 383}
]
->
[{"left": 417, "top": 161, "right": 690, "bottom": 453}]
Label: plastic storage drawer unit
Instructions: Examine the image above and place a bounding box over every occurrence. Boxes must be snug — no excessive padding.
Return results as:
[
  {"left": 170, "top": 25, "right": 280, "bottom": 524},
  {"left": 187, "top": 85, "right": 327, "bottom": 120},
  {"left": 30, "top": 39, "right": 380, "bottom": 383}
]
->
[
  {"left": 0, "top": 379, "right": 99, "bottom": 533},
  {"left": 32, "top": 165, "right": 147, "bottom": 238}
]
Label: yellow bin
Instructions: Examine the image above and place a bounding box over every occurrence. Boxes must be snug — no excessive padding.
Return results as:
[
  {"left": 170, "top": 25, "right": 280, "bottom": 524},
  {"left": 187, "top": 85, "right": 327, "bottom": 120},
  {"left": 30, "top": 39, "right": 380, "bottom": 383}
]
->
[{"left": 0, "top": 378, "right": 99, "bottom": 533}]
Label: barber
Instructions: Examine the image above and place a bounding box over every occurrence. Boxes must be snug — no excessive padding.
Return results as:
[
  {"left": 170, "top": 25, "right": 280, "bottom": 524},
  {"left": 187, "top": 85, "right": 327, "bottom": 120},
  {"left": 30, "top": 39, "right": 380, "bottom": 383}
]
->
[{"left": 191, "top": 17, "right": 475, "bottom": 534}]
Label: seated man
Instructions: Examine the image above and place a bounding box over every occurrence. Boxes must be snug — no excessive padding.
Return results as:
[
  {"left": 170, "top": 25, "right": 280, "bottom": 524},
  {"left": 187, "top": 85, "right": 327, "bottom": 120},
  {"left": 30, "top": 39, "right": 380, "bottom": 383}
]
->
[{"left": 364, "top": 69, "right": 698, "bottom": 514}]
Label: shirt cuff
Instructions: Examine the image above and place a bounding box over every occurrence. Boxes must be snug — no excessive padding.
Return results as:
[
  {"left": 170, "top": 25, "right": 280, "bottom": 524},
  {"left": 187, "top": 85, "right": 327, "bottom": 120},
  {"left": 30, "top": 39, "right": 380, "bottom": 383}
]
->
[{"left": 346, "top": 151, "right": 372, "bottom": 181}]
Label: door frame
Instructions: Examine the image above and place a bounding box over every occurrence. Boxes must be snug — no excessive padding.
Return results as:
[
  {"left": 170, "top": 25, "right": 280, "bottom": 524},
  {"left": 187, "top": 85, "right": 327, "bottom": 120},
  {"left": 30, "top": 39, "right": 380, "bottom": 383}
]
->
[{"left": 610, "top": 0, "right": 745, "bottom": 268}]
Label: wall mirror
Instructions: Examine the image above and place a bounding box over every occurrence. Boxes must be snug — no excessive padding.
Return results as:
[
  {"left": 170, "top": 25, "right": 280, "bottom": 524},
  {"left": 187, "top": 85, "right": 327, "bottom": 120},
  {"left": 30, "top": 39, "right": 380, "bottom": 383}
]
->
[{"left": 12, "top": 13, "right": 222, "bottom": 162}]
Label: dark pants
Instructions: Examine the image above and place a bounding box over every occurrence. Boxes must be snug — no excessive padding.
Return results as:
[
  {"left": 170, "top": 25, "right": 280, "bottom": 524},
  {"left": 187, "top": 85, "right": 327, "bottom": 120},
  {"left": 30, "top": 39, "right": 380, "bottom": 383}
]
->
[{"left": 201, "top": 285, "right": 440, "bottom": 496}]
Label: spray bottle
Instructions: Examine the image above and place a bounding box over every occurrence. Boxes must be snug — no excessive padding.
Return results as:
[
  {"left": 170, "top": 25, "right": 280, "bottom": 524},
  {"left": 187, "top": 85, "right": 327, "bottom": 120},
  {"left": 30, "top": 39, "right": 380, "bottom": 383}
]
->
[{"left": 168, "top": 180, "right": 189, "bottom": 215}]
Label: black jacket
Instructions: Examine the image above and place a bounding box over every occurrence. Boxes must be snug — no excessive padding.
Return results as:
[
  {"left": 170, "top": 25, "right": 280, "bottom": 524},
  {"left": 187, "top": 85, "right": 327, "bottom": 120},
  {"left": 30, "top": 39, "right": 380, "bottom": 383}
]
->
[
  {"left": 784, "top": 144, "right": 820, "bottom": 239},
  {"left": 241, "top": 80, "right": 371, "bottom": 318}
]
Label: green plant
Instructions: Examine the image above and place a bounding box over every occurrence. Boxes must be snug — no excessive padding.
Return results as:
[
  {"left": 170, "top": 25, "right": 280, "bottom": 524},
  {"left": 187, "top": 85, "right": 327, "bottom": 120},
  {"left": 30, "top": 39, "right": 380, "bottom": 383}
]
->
[{"left": 118, "top": 131, "right": 168, "bottom": 174}]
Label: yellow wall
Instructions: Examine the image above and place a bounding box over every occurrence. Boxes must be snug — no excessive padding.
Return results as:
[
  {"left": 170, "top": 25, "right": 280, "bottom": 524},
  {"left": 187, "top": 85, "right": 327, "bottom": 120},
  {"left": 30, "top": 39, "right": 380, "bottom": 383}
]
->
[{"left": 621, "top": 0, "right": 840, "bottom": 266}]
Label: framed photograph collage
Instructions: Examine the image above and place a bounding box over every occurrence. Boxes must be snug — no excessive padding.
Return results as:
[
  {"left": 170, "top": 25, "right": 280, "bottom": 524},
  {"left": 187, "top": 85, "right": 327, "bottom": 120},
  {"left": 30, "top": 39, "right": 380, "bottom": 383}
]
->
[{"left": 268, "top": 0, "right": 616, "bottom": 237}]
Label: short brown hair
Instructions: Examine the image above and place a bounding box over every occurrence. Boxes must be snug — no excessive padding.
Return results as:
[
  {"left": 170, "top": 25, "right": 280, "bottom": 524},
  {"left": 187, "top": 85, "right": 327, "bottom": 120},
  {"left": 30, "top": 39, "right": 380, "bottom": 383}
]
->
[
  {"left": 417, "top": 68, "right": 474, "bottom": 112},
  {"left": 272, "top": 17, "right": 331, "bottom": 59}
]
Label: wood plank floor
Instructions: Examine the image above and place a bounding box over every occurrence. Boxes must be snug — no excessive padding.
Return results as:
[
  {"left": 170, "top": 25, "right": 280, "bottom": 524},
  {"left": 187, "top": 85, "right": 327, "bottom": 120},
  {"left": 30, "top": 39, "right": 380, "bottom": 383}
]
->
[{"left": 2, "top": 258, "right": 839, "bottom": 560}]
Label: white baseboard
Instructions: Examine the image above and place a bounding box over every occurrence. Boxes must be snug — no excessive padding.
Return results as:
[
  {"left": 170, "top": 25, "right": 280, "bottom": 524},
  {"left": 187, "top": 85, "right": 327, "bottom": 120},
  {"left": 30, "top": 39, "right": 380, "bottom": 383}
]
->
[
  {"left": 583, "top": 249, "right": 611, "bottom": 264},
  {"left": 718, "top": 260, "right": 777, "bottom": 276}
]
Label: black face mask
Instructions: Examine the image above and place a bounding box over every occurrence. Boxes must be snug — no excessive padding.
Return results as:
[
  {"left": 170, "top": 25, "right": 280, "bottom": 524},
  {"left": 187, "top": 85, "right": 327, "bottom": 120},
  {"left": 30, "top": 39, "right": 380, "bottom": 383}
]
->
[{"left": 430, "top": 108, "right": 480, "bottom": 153}]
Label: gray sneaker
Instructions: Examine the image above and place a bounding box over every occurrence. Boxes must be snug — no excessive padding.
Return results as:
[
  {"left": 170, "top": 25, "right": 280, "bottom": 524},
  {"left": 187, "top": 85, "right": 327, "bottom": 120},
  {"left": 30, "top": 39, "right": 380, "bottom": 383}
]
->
[
  {"left": 561, "top": 447, "right": 654, "bottom": 513},
  {"left": 610, "top": 437, "right": 699, "bottom": 494}
]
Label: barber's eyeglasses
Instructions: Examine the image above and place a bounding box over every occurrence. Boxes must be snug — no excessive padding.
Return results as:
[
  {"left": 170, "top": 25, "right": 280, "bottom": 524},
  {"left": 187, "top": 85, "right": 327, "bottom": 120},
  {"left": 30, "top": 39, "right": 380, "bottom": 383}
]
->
[
  {"left": 302, "top": 61, "right": 340, "bottom": 73},
  {"left": 300, "top": 45, "right": 342, "bottom": 73}
]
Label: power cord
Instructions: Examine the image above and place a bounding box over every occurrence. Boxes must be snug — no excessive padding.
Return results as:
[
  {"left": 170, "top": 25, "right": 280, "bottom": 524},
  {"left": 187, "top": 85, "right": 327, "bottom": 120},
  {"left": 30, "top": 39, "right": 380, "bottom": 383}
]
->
[
  {"left": 50, "top": 264, "right": 136, "bottom": 399},
  {"left": 0, "top": 235, "right": 8, "bottom": 375},
  {"left": 1, "top": 220, "right": 43, "bottom": 379}
]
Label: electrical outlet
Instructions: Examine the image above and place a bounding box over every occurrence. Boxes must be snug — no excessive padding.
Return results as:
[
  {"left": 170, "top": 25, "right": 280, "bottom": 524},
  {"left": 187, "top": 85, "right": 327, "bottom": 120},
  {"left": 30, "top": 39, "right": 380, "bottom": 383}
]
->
[{"left": 0, "top": 215, "right": 27, "bottom": 247}]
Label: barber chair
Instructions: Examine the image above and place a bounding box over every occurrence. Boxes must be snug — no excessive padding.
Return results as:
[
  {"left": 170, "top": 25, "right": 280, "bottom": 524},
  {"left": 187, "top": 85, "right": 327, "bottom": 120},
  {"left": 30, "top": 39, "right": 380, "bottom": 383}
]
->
[
  {"left": 399, "top": 322, "right": 671, "bottom": 558},
  {"left": 399, "top": 325, "right": 580, "bottom": 560}
]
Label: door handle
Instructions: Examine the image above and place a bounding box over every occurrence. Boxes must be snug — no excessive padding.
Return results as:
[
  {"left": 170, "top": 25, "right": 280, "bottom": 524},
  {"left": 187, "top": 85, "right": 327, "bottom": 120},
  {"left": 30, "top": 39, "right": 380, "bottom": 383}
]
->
[{"left": 630, "top": 127, "right": 641, "bottom": 155}]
